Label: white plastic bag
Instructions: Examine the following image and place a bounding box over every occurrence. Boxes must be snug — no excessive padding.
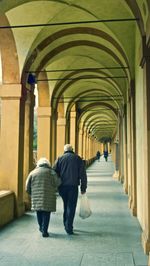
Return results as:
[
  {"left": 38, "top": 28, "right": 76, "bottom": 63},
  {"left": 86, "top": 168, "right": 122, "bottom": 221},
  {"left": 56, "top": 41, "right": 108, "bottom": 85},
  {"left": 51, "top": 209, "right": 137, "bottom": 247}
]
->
[{"left": 79, "top": 193, "right": 92, "bottom": 219}]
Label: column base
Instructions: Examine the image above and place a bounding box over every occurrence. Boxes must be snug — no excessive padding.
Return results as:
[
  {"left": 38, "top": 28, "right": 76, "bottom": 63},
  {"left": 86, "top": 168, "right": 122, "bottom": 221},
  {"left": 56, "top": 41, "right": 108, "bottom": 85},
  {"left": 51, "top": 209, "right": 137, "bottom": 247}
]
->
[
  {"left": 112, "top": 170, "right": 119, "bottom": 180},
  {"left": 148, "top": 253, "right": 150, "bottom": 266},
  {"left": 123, "top": 182, "right": 128, "bottom": 194},
  {"left": 128, "top": 196, "right": 132, "bottom": 209},
  {"left": 24, "top": 200, "right": 31, "bottom": 211},
  {"left": 131, "top": 202, "right": 137, "bottom": 216},
  {"left": 15, "top": 201, "right": 25, "bottom": 217},
  {"left": 142, "top": 231, "right": 150, "bottom": 255},
  {"left": 120, "top": 175, "right": 124, "bottom": 184}
]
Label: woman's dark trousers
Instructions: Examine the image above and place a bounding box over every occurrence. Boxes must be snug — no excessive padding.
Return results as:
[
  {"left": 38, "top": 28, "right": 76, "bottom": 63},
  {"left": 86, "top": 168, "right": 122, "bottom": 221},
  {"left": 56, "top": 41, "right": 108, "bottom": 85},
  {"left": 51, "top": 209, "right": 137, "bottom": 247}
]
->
[
  {"left": 59, "top": 185, "right": 78, "bottom": 234},
  {"left": 36, "top": 210, "right": 51, "bottom": 234}
]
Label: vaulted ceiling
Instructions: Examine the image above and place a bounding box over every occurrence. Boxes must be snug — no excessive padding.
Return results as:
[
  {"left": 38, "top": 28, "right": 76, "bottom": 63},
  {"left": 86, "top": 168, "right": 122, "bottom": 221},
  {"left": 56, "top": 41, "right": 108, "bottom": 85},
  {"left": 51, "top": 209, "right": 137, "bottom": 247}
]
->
[{"left": 0, "top": 0, "right": 149, "bottom": 142}]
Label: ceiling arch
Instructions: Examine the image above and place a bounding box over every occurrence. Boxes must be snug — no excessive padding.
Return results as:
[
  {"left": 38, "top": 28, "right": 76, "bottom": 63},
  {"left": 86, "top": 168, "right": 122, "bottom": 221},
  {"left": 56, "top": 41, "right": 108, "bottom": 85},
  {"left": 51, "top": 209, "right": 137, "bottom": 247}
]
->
[
  {"left": 78, "top": 108, "right": 117, "bottom": 140},
  {"left": 78, "top": 102, "right": 118, "bottom": 122},
  {"left": 0, "top": 13, "right": 20, "bottom": 84},
  {"left": 23, "top": 26, "right": 131, "bottom": 74},
  {"left": 65, "top": 88, "right": 123, "bottom": 120},
  {"left": 0, "top": 0, "right": 149, "bottom": 144}
]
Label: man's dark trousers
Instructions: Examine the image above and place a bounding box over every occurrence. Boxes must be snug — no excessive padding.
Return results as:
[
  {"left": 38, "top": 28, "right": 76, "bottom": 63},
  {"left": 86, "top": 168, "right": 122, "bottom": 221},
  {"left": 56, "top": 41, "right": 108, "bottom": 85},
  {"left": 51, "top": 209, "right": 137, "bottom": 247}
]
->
[{"left": 59, "top": 185, "right": 78, "bottom": 233}]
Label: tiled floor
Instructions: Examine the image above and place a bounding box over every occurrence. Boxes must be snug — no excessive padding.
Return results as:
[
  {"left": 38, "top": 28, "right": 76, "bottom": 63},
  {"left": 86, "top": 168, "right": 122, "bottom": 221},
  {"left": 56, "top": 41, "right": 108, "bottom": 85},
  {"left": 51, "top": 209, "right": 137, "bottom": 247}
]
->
[{"left": 0, "top": 155, "right": 148, "bottom": 265}]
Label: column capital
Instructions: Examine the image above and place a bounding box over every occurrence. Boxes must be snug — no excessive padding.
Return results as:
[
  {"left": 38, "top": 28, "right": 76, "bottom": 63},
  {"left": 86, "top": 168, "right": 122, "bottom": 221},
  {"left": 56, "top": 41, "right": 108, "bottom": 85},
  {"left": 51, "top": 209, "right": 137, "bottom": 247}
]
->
[
  {"left": 0, "top": 84, "right": 22, "bottom": 99},
  {"left": 37, "top": 107, "right": 51, "bottom": 117},
  {"left": 57, "top": 117, "right": 66, "bottom": 126},
  {"left": 70, "top": 110, "right": 76, "bottom": 118}
]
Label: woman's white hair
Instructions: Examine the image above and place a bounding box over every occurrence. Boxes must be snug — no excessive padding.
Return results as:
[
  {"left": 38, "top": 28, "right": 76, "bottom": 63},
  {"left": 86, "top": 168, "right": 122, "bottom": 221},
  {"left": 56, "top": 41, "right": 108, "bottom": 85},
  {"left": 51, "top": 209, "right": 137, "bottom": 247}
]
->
[
  {"left": 64, "top": 144, "right": 73, "bottom": 152},
  {"left": 37, "top": 157, "right": 51, "bottom": 167}
]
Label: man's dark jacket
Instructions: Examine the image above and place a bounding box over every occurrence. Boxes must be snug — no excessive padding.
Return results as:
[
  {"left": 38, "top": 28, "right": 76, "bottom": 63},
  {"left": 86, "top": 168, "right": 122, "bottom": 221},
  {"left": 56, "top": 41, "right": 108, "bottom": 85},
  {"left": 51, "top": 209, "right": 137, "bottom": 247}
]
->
[{"left": 53, "top": 151, "right": 87, "bottom": 193}]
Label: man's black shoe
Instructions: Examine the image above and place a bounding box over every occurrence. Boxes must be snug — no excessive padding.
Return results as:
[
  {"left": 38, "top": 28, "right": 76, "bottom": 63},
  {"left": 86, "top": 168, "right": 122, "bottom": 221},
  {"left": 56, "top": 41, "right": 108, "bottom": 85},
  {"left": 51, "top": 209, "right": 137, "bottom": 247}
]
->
[
  {"left": 66, "top": 230, "right": 74, "bottom": 235},
  {"left": 68, "top": 231, "right": 74, "bottom": 235},
  {"left": 42, "top": 232, "right": 49, "bottom": 237}
]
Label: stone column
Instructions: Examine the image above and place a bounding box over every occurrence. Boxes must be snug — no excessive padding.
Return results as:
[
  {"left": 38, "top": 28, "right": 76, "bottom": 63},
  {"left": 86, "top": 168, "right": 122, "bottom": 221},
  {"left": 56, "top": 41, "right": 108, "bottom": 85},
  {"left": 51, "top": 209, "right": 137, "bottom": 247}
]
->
[
  {"left": 51, "top": 110, "right": 57, "bottom": 164},
  {"left": 113, "top": 117, "right": 120, "bottom": 180},
  {"left": 90, "top": 137, "right": 94, "bottom": 158},
  {"left": 65, "top": 117, "right": 70, "bottom": 144},
  {"left": 37, "top": 107, "right": 51, "bottom": 161},
  {"left": 88, "top": 135, "right": 92, "bottom": 159},
  {"left": 0, "top": 84, "right": 25, "bottom": 216},
  {"left": 141, "top": 42, "right": 150, "bottom": 254},
  {"left": 108, "top": 142, "right": 111, "bottom": 154},
  {"left": 130, "top": 81, "right": 137, "bottom": 216},
  {"left": 70, "top": 110, "right": 76, "bottom": 151},
  {"left": 112, "top": 142, "right": 119, "bottom": 180},
  {"left": 102, "top": 143, "right": 105, "bottom": 154},
  {"left": 78, "top": 128, "right": 83, "bottom": 158},
  {"left": 123, "top": 105, "right": 128, "bottom": 194},
  {"left": 119, "top": 115, "right": 124, "bottom": 183},
  {"left": 56, "top": 117, "right": 66, "bottom": 157},
  {"left": 95, "top": 141, "right": 98, "bottom": 154},
  {"left": 94, "top": 139, "right": 97, "bottom": 156},
  {"left": 147, "top": 20, "right": 150, "bottom": 263},
  {"left": 127, "top": 93, "right": 132, "bottom": 206},
  {"left": 85, "top": 131, "right": 89, "bottom": 159},
  {"left": 83, "top": 128, "right": 87, "bottom": 160},
  {"left": 23, "top": 90, "right": 35, "bottom": 210},
  {"left": 92, "top": 138, "right": 95, "bottom": 158},
  {"left": 29, "top": 90, "right": 35, "bottom": 171}
]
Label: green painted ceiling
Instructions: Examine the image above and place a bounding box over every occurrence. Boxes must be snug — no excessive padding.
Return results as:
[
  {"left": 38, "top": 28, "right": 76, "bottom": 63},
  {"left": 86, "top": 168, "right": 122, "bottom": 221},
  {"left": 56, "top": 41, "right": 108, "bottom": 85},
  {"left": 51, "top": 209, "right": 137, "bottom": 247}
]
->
[{"left": 1, "top": 0, "right": 149, "bottom": 142}]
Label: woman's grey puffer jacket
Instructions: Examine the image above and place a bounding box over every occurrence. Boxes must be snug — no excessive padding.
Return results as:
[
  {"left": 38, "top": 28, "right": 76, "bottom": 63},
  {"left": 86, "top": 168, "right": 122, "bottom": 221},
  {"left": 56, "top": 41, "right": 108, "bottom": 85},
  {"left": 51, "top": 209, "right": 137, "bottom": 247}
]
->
[{"left": 26, "top": 165, "right": 61, "bottom": 212}]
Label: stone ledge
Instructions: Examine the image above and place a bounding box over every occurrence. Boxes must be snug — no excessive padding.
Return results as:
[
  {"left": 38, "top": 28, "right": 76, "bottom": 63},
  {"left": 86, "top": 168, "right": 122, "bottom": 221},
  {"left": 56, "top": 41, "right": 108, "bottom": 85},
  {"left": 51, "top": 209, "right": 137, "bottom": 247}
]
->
[
  {"left": 0, "top": 190, "right": 14, "bottom": 227},
  {"left": 142, "top": 231, "right": 150, "bottom": 255},
  {"left": 0, "top": 190, "right": 13, "bottom": 197}
]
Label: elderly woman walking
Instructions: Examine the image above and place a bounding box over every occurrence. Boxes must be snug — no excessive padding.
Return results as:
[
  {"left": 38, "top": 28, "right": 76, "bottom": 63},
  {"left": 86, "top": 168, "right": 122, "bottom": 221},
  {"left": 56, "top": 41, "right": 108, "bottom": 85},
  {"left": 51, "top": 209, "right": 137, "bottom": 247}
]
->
[{"left": 26, "top": 158, "right": 61, "bottom": 237}]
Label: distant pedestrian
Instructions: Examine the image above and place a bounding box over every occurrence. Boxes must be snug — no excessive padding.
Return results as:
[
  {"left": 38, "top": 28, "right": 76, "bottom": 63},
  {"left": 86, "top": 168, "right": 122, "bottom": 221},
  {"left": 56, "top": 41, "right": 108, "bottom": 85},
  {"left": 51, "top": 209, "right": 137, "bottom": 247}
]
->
[
  {"left": 53, "top": 144, "right": 87, "bottom": 235},
  {"left": 104, "top": 150, "right": 108, "bottom": 162},
  {"left": 96, "top": 151, "right": 101, "bottom": 161},
  {"left": 26, "top": 157, "right": 61, "bottom": 237}
]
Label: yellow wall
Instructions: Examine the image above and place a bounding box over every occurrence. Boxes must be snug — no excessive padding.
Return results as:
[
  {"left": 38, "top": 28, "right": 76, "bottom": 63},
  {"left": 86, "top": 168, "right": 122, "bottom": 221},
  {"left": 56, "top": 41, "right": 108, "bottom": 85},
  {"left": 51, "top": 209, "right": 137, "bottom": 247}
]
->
[{"left": 135, "top": 29, "right": 145, "bottom": 228}]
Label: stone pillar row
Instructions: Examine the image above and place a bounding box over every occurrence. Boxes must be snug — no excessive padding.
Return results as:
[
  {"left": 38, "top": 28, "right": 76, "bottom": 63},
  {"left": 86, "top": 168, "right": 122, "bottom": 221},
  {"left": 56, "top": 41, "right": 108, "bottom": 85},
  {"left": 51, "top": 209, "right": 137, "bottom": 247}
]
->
[
  {"left": 0, "top": 85, "right": 105, "bottom": 218},
  {"left": 70, "top": 110, "right": 76, "bottom": 152}
]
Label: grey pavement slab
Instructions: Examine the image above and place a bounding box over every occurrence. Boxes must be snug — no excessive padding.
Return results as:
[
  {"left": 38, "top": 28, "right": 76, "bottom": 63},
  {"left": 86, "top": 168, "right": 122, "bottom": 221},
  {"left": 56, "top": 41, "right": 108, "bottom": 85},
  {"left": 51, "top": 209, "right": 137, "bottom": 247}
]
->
[{"left": 0, "top": 155, "right": 148, "bottom": 266}]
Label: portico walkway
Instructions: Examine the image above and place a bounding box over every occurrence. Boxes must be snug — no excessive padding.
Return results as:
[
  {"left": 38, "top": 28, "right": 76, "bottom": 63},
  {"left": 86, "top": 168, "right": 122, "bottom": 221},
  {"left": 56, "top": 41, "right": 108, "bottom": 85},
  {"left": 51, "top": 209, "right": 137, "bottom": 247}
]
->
[{"left": 0, "top": 156, "right": 148, "bottom": 266}]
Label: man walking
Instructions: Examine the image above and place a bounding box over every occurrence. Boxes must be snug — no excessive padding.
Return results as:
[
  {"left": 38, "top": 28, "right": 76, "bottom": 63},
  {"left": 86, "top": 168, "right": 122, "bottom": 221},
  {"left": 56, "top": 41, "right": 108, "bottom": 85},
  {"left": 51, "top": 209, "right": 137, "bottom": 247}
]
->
[
  {"left": 96, "top": 150, "right": 101, "bottom": 161},
  {"left": 104, "top": 150, "right": 108, "bottom": 161},
  {"left": 53, "top": 144, "right": 87, "bottom": 235}
]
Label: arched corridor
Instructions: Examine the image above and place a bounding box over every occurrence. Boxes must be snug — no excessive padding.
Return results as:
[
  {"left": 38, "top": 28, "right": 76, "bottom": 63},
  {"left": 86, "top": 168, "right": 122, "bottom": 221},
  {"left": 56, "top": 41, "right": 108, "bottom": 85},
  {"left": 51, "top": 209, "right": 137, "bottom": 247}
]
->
[
  {"left": 0, "top": 157, "right": 148, "bottom": 265},
  {"left": 0, "top": 1, "right": 150, "bottom": 264}
]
